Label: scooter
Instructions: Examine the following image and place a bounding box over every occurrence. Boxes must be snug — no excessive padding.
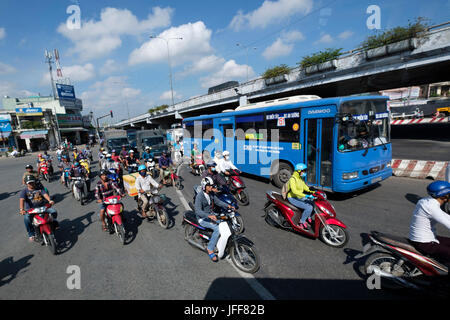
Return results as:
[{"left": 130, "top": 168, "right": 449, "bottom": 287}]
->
[
  {"left": 224, "top": 169, "right": 249, "bottom": 206},
  {"left": 103, "top": 195, "right": 126, "bottom": 245},
  {"left": 191, "top": 155, "right": 205, "bottom": 176},
  {"left": 356, "top": 231, "right": 448, "bottom": 297},
  {"left": 28, "top": 203, "right": 59, "bottom": 255},
  {"left": 162, "top": 166, "right": 182, "bottom": 190},
  {"left": 136, "top": 189, "right": 169, "bottom": 229},
  {"left": 264, "top": 190, "right": 348, "bottom": 248},
  {"left": 192, "top": 185, "right": 244, "bottom": 234},
  {"left": 40, "top": 161, "right": 50, "bottom": 182},
  {"left": 70, "top": 176, "right": 88, "bottom": 205},
  {"left": 183, "top": 209, "right": 260, "bottom": 274}
]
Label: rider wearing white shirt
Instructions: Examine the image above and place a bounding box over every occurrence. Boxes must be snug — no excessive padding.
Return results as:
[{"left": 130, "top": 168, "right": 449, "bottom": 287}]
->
[
  {"left": 217, "top": 151, "right": 239, "bottom": 175},
  {"left": 135, "top": 165, "right": 161, "bottom": 218},
  {"left": 409, "top": 181, "right": 450, "bottom": 267}
]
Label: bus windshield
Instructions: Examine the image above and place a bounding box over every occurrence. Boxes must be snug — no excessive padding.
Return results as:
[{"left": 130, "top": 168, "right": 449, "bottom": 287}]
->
[{"left": 337, "top": 100, "right": 390, "bottom": 152}]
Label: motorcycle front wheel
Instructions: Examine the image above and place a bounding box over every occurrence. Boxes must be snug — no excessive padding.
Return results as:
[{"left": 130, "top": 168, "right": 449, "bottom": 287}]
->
[
  {"left": 157, "top": 207, "right": 170, "bottom": 229},
  {"left": 319, "top": 225, "right": 348, "bottom": 248},
  {"left": 115, "top": 223, "right": 126, "bottom": 245},
  {"left": 236, "top": 189, "right": 250, "bottom": 206},
  {"left": 173, "top": 178, "right": 182, "bottom": 190},
  {"left": 232, "top": 215, "right": 245, "bottom": 234},
  {"left": 43, "top": 233, "right": 57, "bottom": 255},
  {"left": 230, "top": 242, "right": 260, "bottom": 274}
]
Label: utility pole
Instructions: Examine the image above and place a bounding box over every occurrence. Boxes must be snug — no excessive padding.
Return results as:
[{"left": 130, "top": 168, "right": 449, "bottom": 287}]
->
[{"left": 45, "top": 50, "right": 58, "bottom": 99}]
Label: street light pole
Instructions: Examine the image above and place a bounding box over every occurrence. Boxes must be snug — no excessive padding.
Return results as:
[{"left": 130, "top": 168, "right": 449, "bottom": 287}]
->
[
  {"left": 236, "top": 43, "right": 257, "bottom": 82},
  {"left": 150, "top": 36, "right": 183, "bottom": 109}
]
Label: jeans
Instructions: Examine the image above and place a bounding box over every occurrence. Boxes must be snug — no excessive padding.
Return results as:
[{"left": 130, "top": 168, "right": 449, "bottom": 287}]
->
[
  {"left": 24, "top": 208, "right": 57, "bottom": 237},
  {"left": 288, "top": 197, "right": 313, "bottom": 224},
  {"left": 199, "top": 218, "right": 220, "bottom": 252}
]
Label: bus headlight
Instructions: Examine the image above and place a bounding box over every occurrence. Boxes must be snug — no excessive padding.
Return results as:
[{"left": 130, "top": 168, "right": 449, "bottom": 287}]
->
[
  {"left": 386, "top": 162, "right": 391, "bottom": 168},
  {"left": 342, "top": 172, "right": 359, "bottom": 180}
]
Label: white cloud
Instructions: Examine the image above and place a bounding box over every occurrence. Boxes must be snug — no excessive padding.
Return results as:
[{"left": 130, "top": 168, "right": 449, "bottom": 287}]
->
[
  {"left": 230, "top": 0, "right": 313, "bottom": 31},
  {"left": 200, "top": 60, "right": 254, "bottom": 88},
  {"left": 159, "top": 90, "right": 182, "bottom": 101},
  {"left": 177, "top": 55, "right": 226, "bottom": 78},
  {"left": 282, "top": 30, "right": 305, "bottom": 42},
  {"left": 263, "top": 39, "right": 293, "bottom": 60},
  {"left": 129, "top": 21, "right": 213, "bottom": 66},
  {"left": 314, "top": 33, "right": 334, "bottom": 45},
  {"left": 0, "top": 28, "right": 5, "bottom": 39},
  {"left": 57, "top": 6, "right": 173, "bottom": 61},
  {"left": 41, "top": 63, "right": 95, "bottom": 85},
  {"left": 100, "top": 59, "right": 122, "bottom": 75},
  {"left": 338, "top": 30, "right": 354, "bottom": 40},
  {"left": 79, "top": 76, "right": 145, "bottom": 120},
  {"left": 0, "top": 62, "right": 16, "bottom": 74}
]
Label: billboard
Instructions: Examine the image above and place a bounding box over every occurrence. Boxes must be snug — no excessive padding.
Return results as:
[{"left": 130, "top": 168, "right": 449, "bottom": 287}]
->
[
  {"left": 15, "top": 107, "right": 43, "bottom": 116},
  {"left": 56, "top": 84, "right": 76, "bottom": 100}
]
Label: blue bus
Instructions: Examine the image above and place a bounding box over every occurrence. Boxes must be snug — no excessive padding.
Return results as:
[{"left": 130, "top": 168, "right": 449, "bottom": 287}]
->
[{"left": 182, "top": 95, "right": 392, "bottom": 193}]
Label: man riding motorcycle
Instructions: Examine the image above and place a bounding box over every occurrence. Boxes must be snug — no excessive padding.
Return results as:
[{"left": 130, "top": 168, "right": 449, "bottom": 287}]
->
[
  {"left": 190, "top": 143, "right": 201, "bottom": 170},
  {"left": 194, "top": 177, "right": 235, "bottom": 262},
  {"left": 409, "top": 180, "right": 450, "bottom": 268},
  {"left": 201, "top": 161, "right": 227, "bottom": 187},
  {"left": 69, "top": 161, "right": 90, "bottom": 193},
  {"left": 95, "top": 170, "right": 124, "bottom": 232},
  {"left": 217, "top": 151, "right": 241, "bottom": 178},
  {"left": 135, "top": 165, "right": 162, "bottom": 218},
  {"left": 125, "top": 150, "right": 140, "bottom": 173},
  {"left": 22, "top": 165, "right": 39, "bottom": 186},
  {"left": 58, "top": 156, "right": 73, "bottom": 186},
  {"left": 141, "top": 147, "right": 152, "bottom": 162},
  {"left": 19, "top": 175, "right": 57, "bottom": 242},
  {"left": 159, "top": 152, "right": 174, "bottom": 185}
]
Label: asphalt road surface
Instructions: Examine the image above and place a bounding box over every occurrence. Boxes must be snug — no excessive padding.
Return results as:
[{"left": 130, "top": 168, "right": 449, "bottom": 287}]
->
[
  {"left": 391, "top": 139, "right": 450, "bottom": 161},
  {"left": 1, "top": 147, "right": 449, "bottom": 300}
]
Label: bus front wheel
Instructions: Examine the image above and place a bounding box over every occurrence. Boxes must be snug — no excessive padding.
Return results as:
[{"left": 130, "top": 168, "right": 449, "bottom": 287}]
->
[{"left": 272, "top": 163, "right": 293, "bottom": 189}]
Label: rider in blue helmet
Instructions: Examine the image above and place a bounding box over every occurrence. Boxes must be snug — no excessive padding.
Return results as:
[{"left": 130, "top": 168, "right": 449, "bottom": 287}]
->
[
  {"left": 286, "top": 163, "right": 316, "bottom": 229},
  {"left": 409, "top": 180, "right": 450, "bottom": 267},
  {"left": 135, "top": 163, "right": 162, "bottom": 218}
]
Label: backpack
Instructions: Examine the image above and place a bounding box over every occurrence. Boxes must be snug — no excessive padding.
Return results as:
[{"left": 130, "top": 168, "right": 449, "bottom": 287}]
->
[{"left": 281, "top": 179, "right": 291, "bottom": 200}]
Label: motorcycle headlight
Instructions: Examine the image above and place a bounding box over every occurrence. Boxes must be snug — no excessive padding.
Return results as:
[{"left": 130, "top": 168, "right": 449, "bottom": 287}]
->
[
  {"left": 152, "top": 196, "right": 161, "bottom": 203},
  {"left": 234, "top": 182, "right": 242, "bottom": 188},
  {"left": 342, "top": 171, "right": 358, "bottom": 180}
]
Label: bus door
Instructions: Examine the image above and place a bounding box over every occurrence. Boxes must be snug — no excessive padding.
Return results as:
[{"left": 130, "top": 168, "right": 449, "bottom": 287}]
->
[
  {"left": 213, "top": 117, "right": 235, "bottom": 159},
  {"left": 302, "top": 107, "right": 336, "bottom": 190}
]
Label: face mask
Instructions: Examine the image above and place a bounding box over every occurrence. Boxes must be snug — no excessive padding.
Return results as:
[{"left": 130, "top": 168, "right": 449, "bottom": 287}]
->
[
  {"left": 301, "top": 173, "right": 307, "bottom": 178},
  {"left": 211, "top": 167, "right": 216, "bottom": 172},
  {"left": 139, "top": 171, "right": 147, "bottom": 177},
  {"left": 224, "top": 156, "right": 229, "bottom": 161}
]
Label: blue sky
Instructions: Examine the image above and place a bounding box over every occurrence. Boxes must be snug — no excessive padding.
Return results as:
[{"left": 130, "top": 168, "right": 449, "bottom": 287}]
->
[{"left": 0, "top": 0, "right": 449, "bottom": 123}]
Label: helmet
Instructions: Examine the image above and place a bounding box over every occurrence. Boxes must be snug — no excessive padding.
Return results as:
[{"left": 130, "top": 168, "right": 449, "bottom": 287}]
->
[
  {"left": 38, "top": 154, "right": 42, "bottom": 158},
  {"left": 138, "top": 165, "right": 147, "bottom": 172},
  {"left": 295, "top": 163, "right": 307, "bottom": 171},
  {"left": 26, "top": 165, "right": 33, "bottom": 170},
  {"left": 106, "top": 154, "right": 112, "bottom": 158},
  {"left": 201, "top": 177, "right": 214, "bottom": 191},
  {"left": 427, "top": 181, "right": 450, "bottom": 198},
  {"left": 223, "top": 151, "right": 230, "bottom": 157},
  {"left": 129, "top": 150, "right": 134, "bottom": 153},
  {"left": 24, "top": 175, "right": 36, "bottom": 185},
  {"left": 145, "top": 146, "right": 150, "bottom": 150},
  {"left": 74, "top": 162, "right": 80, "bottom": 167},
  {"left": 100, "top": 148, "right": 105, "bottom": 151},
  {"left": 99, "top": 170, "right": 109, "bottom": 177},
  {"left": 206, "top": 161, "right": 217, "bottom": 168}
]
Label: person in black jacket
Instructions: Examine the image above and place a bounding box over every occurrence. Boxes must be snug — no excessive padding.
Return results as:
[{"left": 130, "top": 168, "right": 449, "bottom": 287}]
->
[{"left": 194, "top": 177, "right": 234, "bottom": 262}]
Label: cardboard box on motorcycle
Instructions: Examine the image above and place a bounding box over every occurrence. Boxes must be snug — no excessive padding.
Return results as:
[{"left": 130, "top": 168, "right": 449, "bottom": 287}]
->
[{"left": 123, "top": 173, "right": 140, "bottom": 197}]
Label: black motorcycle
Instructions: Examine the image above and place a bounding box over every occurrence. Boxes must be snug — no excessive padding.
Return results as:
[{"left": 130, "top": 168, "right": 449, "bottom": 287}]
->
[{"left": 182, "top": 209, "right": 259, "bottom": 274}]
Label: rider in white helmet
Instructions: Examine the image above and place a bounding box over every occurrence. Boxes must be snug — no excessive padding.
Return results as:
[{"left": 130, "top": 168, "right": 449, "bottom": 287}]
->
[{"left": 217, "top": 151, "right": 240, "bottom": 176}]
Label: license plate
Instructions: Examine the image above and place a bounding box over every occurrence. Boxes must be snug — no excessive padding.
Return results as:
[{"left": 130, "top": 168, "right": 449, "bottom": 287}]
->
[{"left": 372, "top": 177, "right": 383, "bottom": 184}]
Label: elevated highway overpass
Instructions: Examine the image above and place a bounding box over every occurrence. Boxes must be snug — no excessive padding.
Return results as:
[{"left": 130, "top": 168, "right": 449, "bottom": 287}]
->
[{"left": 114, "top": 23, "right": 450, "bottom": 130}]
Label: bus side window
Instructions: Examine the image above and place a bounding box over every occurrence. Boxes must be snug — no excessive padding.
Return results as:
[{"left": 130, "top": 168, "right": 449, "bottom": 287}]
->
[
  {"left": 235, "top": 115, "right": 266, "bottom": 141},
  {"left": 266, "top": 113, "right": 300, "bottom": 142}
]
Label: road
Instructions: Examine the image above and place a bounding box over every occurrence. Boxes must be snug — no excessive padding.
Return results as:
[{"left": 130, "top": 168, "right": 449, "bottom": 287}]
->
[
  {"left": 1, "top": 147, "right": 448, "bottom": 300},
  {"left": 391, "top": 139, "right": 450, "bottom": 161}
]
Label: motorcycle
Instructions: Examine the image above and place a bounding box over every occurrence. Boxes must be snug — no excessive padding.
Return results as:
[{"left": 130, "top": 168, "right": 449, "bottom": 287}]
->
[
  {"left": 162, "top": 166, "right": 182, "bottom": 190},
  {"left": 146, "top": 158, "right": 158, "bottom": 178},
  {"left": 62, "top": 168, "right": 71, "bottom": 188},
  {"left": 136, "top": 189, "right": 169, "bottom": 229},
  {"left": 191, "top": 155, "right": 205, "bottom": 176},
  {"left": 70, "top": 176, "right": 88, "bottom": 205},
  {"left": 103, "top": 195, "right": 126, "bottom": 245},
  {"left": 224, "top": 169, "right": 249, "bottom": 206},
  {"left": 192, "top": 185, "right": 244, "bottom": 234},
  {"left": 107, "top": 168, "right": 120, "bottom": 183},
  {"left": 183, "top": 209, "right": 260, "bottom": 274},
  {"left": 40, "top": 161, "right": 50, "bottom": 182},
  {"left": 356, "top": 231, "right": 448, "bottom": 297},
  {"left": 27, "top": 203, "right": 59, "bottom": 255},
  {"left": 264, "top": 190, "right": 348, "bottom": 248}
]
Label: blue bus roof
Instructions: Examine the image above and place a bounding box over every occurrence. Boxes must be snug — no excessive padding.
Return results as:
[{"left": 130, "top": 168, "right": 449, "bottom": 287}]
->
[{"left": 183, "top": 95, "right": 389, "bottom": 122}]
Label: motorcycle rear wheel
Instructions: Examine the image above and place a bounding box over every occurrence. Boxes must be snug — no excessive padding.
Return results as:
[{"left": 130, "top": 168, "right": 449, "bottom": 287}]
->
[
  {"left": 230, "top": 242, "right": 260, "bottom": 274},
  {"left": 236, "top": 189, "right": 250, "bottom": 206}
]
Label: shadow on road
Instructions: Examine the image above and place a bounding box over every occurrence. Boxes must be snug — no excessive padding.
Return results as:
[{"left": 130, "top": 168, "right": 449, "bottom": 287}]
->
[
  {"left": 0, "top": 189, "right": 21, "bottom": 201},
  {"left": 123, "top": 209, "right": 142, "bottom": 245},
  {"left": 57, "top": 211, "right": 95, "bottom": 254},
  {"left": 405, "top": 193, "right": 421, "bottom": 205},
  {"left": 0, "top": 255, "right": 34, "bottom": 287}
]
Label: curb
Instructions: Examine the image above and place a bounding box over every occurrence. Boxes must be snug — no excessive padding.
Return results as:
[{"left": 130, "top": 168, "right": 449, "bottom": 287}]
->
[{"left": 391, "top": 159, "right": 449, "bottom": 180}]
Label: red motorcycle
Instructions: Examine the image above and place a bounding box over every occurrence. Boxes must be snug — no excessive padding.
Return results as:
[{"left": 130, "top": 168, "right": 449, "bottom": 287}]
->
[
  {"left": 224, "top": 169, "right": 249, "bottom": 206},
  {"left": 39, "top": 161, "right": 50, "bottom": 182},
  {"left": 104, "top": 195, "right": 126, "bottom": 245},
  {"left": 264, "top": 190, "right": 348, "bottom": 248},
  {"left": 356, "top": 231, "right": 448, "bottom": 297},
  {"left": 191, "top": 154, "right": 205, "bottom": 176},
  {"left": 162, "top": 166, "right": 182, "bottom": 190},
  {"left": 28, "top": 204, "right": 58, "bottom": 255}
]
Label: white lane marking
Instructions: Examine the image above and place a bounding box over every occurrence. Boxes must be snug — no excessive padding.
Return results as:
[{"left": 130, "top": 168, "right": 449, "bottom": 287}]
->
[{"left": 175, "top": 163, "right": 276, "bottom": 301}]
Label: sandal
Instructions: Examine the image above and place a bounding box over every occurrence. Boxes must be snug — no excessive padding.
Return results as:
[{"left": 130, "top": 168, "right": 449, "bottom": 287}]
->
[
  {"left": 208, "top": 251, "right": 218, "bottom": 262},
  {"left": 102, "top": 225, "right": 108, "bottom": 232}
]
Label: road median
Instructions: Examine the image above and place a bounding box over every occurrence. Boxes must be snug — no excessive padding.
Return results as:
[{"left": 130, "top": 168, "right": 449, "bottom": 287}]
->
[{"left": 392, "top": 159, "right": 449, "bottom": 180}]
